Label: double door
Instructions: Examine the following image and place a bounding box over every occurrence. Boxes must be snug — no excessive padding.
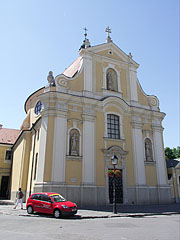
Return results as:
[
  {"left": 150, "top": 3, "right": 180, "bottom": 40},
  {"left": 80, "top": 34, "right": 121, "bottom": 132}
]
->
[{"left": 108, "top": 172, "right": 123, "bottom": 204}]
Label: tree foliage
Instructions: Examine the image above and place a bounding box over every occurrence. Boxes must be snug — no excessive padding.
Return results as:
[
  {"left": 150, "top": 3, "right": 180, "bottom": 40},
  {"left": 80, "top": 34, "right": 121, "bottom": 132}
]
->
[{"left": 165, "top": 146, "right": 180, "bottom": 160}]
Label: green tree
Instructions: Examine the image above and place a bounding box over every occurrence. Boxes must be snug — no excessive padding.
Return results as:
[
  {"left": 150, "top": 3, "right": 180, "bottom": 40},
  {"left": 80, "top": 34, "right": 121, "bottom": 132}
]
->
[{"left": 165, "top": 146, "right": 180, "bottom": 160}]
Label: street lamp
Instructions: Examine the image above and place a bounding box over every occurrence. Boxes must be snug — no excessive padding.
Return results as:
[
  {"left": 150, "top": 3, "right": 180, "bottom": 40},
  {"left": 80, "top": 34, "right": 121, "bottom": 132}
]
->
[{"left": 111, "top": 154, "right": 118, "bottom": 214}]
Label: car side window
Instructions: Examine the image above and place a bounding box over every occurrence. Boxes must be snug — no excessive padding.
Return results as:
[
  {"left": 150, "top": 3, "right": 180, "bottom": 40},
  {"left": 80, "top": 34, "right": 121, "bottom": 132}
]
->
[
  {"left": 31, "top": 194, "right": 41, "bottom": 200},
  {"left": 41, "top": 194, "right": 51, "bottom": 202}
]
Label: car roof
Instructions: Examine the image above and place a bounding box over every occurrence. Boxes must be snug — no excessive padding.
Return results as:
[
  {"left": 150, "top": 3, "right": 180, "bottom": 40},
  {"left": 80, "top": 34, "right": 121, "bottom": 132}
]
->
[{"left": 31, "top": 192, "right": 60, "bottom": 196}]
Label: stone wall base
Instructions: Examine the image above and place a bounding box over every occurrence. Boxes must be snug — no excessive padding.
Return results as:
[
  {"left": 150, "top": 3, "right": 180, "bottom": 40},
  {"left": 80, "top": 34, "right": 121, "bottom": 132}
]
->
[{"left": 11, "top": 183, "right": 173, "bottom": 206}]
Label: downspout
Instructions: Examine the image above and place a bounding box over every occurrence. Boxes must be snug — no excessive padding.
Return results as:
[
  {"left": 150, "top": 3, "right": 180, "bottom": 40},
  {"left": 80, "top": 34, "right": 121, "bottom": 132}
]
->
[{"left": 29, "top": 124, "right": 37, "bottom": 197}]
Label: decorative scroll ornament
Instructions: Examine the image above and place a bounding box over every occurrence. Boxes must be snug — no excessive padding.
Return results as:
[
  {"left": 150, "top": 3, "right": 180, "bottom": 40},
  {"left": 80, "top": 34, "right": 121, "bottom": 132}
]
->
[
  {"left": 148, "top": 96, "right": 159, "bottom": 107},
  {"left": 56, "top": 77, "right": 70, "bottom": 89}
]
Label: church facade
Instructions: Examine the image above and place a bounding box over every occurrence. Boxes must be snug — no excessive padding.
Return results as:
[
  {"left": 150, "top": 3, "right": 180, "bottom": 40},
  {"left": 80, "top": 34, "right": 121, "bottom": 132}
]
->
[{"left": 11, "top": 31, "right": 172, "bottom": 206}]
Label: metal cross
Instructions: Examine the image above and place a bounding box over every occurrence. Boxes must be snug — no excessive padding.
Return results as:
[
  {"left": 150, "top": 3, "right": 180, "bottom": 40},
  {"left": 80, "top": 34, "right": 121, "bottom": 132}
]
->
[
  {"left": 83, "top": 27, "right": 88, "bottom": 39},
  {"left": 105, "top": 26, "right": 111, "bottom": 37}
]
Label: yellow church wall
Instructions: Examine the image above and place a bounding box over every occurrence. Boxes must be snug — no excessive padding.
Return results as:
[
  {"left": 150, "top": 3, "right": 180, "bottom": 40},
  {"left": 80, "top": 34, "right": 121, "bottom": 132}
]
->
[
  {"left": 96, "top": 112, "right": 106, "bottom": 186},
  {"left": 145, "top": 165, "right": 158, "bottom": 186},
  {"left": 70, "top": 69, "right": 84, "bottom": 92},
  {"left": 0, "top": 145, "right": 12, "bottom": 170},
  {"left": 27, "top": 121, "right": 41, "bottom": 193},
  {"left": 43, "top": 116, "right": 55, "bottom": 182},
  {"left": 137, "top": 82, "right": 149, "bottom": 106},
  {"left": 65, "top": 160, "right": 82, "bottom": 185},
  {"left": 11, "top": 131, "right": 31, "bottom": 192},
  {"left": 20, "top": 132, "right": 32, "bottom": 191},
  {"left": 97, "top": 50, "right": 125, "bottom": 62}
]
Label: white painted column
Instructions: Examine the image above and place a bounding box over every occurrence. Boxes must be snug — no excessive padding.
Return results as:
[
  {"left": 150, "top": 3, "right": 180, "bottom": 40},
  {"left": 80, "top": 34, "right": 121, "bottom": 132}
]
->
[
  {"left": 51, "top": 112, "right": 67, "bottom": 183},
  {"left": 152, "top": 123, "right": 167, "bottom": 185},
  {"left": 131, "top": 117, "right": 146, "bottom": 185},
  {"left": 82, "top": 110, "right": 95, "bottom": 185},
  {"left": 129, "top": 67, "right": 138, "bottom": 102},
  {"left": 83, "top": 54, "right": 92, "bottom": 92},
  {"left": 36, "top": 115, "right": 48, "bottom": 182}
]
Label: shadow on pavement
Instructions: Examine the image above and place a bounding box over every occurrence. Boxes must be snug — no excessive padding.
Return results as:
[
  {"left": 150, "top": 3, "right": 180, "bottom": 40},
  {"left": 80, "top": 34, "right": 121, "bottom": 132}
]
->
[{"left": 79, "top": 203, "right": 180, "bottom": 215}]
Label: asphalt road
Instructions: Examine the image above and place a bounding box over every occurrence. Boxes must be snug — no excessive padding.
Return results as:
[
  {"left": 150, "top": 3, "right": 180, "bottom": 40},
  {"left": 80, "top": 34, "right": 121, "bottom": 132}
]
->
[{"left": 0, "top": 213, "right": 179, "bottom": 240}]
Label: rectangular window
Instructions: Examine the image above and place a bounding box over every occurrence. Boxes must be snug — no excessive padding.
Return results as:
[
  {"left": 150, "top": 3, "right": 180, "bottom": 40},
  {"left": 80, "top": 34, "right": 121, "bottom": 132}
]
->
[
  {"left": 107, "top": 114, "right": 120, "bottom": 139},
  {"left": 5, "top": 150, "right": 12, "bottom": 161}
]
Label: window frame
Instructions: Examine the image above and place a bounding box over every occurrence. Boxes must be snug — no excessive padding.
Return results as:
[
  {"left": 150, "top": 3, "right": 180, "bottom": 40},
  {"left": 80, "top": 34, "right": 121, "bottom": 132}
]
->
[
  {"left": 34, "top": 101, "right": 42, "bottom": 115},
  {"left": 4, "top": 150, "right": 13, "bottom": 162},
  {"left": 107, "top": 114, "right": 120, "bottom": 139}
]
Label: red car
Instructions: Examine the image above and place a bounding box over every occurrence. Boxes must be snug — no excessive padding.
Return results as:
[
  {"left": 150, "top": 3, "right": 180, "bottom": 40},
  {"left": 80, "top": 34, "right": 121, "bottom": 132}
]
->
[{"left": 26, "top": 192, "right": 77, "bottom": 218}]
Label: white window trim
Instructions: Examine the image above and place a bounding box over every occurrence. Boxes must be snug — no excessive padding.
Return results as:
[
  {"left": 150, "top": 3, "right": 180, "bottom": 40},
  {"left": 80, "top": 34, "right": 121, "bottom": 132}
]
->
[{"left": 104, "top": 112, "right": 124, "bottom": 139}]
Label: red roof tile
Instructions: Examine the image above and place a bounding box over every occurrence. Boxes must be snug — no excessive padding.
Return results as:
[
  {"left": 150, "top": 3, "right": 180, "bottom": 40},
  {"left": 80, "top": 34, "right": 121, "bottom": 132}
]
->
[{"left": 0, "top": 128, "right": 20, "bottom": 145}]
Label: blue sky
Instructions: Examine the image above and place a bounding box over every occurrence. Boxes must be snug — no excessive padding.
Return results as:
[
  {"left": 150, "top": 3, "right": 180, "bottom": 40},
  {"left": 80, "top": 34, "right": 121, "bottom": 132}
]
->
[{"left": 0, "top": 0, "right": 179, "bottom": 148}]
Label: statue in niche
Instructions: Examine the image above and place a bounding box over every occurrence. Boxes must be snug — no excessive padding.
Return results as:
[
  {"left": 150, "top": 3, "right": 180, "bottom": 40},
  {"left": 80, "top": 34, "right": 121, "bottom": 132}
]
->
[
  {"left": 70, "top": 130, "right": 79, "bottom": 156},
  {"left": 106, "top": 69, "right": 118, "bottom": 91},
  {"left": 145, "top": 139, "right": 153, "bottom": 161}
]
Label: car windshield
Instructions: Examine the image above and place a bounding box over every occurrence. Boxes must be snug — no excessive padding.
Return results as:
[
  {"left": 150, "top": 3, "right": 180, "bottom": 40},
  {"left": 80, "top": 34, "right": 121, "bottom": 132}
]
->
[{"left": 51, "top": 194, "right": 66, "bottom": 203}]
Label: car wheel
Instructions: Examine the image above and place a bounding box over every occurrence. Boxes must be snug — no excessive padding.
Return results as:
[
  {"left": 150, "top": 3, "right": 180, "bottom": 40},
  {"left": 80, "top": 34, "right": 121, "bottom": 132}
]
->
[
  {"left": 54, "top": 209, "right": 61, "bottom": 218},
  {"left": 27, "top": 205, "right": 34, "bottom": 214}
]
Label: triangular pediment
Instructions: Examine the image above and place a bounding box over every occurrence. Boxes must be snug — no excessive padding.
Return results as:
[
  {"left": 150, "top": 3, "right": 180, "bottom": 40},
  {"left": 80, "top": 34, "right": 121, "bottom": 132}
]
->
[{"left": 86, "top": 42, "right": 139, "bottom": 68}]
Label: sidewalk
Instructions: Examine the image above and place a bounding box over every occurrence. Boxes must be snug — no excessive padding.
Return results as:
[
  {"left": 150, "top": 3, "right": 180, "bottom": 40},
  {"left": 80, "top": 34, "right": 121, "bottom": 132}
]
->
[{"left": 0, "top": 200, "right": 179, "bottom": 219}]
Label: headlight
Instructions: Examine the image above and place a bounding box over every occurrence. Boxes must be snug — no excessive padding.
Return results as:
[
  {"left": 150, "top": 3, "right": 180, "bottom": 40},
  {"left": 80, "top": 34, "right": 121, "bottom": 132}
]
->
[{"left": 62, "top": 205, "right": 68, "bottom": 209}]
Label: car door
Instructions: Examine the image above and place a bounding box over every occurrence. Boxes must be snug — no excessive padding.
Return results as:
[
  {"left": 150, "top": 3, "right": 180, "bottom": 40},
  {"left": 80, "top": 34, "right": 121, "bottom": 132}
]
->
[
  {"left": 31, "top": 194, "right": 43, "bottom": 212},
  {"left": 41, "top": 194, "right": 53, "bottom": 214}
]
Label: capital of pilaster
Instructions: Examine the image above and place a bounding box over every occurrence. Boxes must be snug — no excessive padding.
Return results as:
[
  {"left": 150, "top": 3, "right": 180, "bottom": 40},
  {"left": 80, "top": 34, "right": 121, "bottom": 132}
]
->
[{"left": 131, "top": 115, "right": 143, "bottom": 129}]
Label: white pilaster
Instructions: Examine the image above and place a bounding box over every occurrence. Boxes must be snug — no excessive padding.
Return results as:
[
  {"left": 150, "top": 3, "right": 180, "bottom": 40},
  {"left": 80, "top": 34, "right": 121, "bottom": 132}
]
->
[
  {"left": 36, "top": 116, "right": 48, "bottom": 182},
  {"left": 51, "top": 113, "right": 67, "bottom": 183},
  {"left": 152, "top": 123, "right": 167, "bottom": 185},
  {"left": 83, "top": 54, "right": 92, "bottom": 92},
  {"left": 82, "top": 111, "right": 95, "bottom": 185},
  {"left": 129, "top": 67, "right": 138, "bottom": 102},
  {"left": 132, "top": 117, "right": 146, "bottom": 185}
]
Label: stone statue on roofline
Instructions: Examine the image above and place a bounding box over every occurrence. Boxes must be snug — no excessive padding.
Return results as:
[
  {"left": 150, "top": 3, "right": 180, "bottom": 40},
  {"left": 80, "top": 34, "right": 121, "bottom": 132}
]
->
[{"left": 47, "top": 71, "right": 55, "bottom": 86}]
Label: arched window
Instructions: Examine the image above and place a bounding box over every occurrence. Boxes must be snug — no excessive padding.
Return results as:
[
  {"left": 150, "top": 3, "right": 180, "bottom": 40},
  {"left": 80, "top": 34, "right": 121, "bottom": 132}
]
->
[
  {"left": 106, "top": 68, "right": 118, "bottom": 91},
  {"left": 69, "top": 129, "right": 80, "bottom": 156},
  {"left": 34, "top": 101, "right": 42, "bottom": 115},
  {"left": 145, "top": 138, "right": 153, "bottom": 161},
  {"left": 107, "top": 114, "right": 120, "bottom": 139}
]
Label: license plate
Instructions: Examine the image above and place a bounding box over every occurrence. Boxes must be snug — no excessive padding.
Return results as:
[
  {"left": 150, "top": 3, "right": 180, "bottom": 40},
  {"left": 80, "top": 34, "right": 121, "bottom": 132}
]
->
[{"left": 72, "top": 209, "right": 76, "bottom": 211}]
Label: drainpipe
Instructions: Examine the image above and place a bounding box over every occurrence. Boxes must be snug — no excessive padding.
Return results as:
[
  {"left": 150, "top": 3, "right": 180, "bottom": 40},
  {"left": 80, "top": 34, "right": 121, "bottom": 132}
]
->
[{"left": 29, "top": 123, "right": 37, "bottom": 197}]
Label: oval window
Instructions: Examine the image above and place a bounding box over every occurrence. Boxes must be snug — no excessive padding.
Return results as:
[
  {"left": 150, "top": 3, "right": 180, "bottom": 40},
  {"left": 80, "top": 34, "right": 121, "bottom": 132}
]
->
[{"left": 34, "top": 101, "right": 42, "bottom": 115}]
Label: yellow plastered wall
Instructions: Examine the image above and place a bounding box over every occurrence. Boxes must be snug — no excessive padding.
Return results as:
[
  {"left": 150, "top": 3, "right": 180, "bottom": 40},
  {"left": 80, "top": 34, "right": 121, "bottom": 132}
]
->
[
  {"left": 145, "top": 165, "right": 158, "bottom": 186},
  {"left": 137, "top": 82, "right": 149, "bottom": 106},
  {"left": 120, "top": 69, "right": 128, "bottom": 98},
  {"left": 70, "top": 70, "right": 84, "bottom": 92},
  {"left": 97, "top": 50, "right": 125, "bottom": 62},
  {"left": 11, "top": 131, "right": 31, "bottom": 192},
  {"left": 0, "top": 145, "right": 12, "bottom": 170},
  {"left": 65, "top": 160, "right": 82, "bottom": 185},
  {"left": 43, "top": 116, "right": 55, "bottom": 182}
]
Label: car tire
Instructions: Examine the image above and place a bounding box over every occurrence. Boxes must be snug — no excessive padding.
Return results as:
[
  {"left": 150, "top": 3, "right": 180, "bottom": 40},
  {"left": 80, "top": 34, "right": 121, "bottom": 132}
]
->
[
  {"left": 54, "top": 209, "right": 61, "bottom": 218},
  {"left": 27, "top": 205, "right": 34, "bottom": 214}
]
